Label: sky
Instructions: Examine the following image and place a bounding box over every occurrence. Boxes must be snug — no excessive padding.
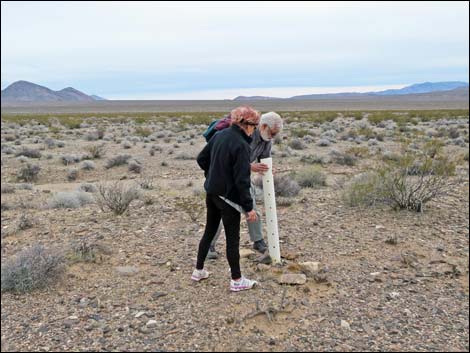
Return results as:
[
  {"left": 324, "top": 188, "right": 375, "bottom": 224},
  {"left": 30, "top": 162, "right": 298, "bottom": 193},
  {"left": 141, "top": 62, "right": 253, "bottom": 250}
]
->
[{"left": 1, "top": 1, "right": 469, "bottom": 100}]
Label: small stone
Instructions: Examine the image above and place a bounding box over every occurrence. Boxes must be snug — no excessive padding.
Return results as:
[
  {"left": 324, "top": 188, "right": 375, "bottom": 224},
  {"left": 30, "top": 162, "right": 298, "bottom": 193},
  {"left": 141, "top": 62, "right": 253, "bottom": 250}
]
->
[
  {"left": 146, "top": 320, "right": 158, "bottom": 328},
  {"left": 341, "top": 320, "right": 351, "bottom": 330},
  {"left": 299, "top": 262, "right": 320, "bottom": 277},
  {"left": 256, "top": 253, "right": 272, "bottom": 264},
  {"left": 116, "top": 266, "right": 139, "bottom": 276},
  {"left": 256, "top": 264, "right": 271, "bottom": 272},
  {"left": 386, "top": 291, "right": 400, "bottom": 300},
  {"left": 151, "top": 292, "right": 168, "bottom": 300},
  {"left": 240, "top": 248, "right": 255, "bottom": 258},
  {"left": 135, "top": 311, "right": 147, "bottom": 318},
  {"left": 282, "top": 252, "right": 299, "bottom": 260},
  {"left": 278, "top": 273, "right": 307, "bottom": 285}
]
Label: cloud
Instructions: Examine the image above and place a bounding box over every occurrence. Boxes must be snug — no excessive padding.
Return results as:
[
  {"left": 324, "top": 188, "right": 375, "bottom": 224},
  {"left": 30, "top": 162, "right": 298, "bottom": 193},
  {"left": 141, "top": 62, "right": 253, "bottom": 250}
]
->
[{"left": 1, "top": 1, "right": 468, "bottom": 94}]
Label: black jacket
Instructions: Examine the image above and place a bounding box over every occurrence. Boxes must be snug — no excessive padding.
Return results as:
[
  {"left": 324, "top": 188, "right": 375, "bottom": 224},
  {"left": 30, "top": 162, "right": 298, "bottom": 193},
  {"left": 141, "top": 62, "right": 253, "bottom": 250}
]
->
[{"left": 197, "top": 125, "right": 253, "bottom": 213}]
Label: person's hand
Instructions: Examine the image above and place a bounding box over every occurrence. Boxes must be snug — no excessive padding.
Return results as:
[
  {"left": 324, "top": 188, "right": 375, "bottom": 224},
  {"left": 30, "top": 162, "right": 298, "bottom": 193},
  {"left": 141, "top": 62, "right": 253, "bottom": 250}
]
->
[
  {"left": 251, "top": 163, "right": 269, "bottom": 175},
  {"left": 246, "top": 210, "right": 258, "bottom": 223}
]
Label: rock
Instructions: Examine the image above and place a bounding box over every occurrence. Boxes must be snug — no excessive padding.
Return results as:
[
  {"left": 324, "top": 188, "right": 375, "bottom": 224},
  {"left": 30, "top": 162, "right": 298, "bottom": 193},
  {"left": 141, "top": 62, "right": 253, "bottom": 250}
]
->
[
  {"left": 116, "top": 266, "right": 139, "bottom": 276},
  {"left": 146, "top": 320, "right": 158, "bottom": 328},
  {"left": 135, "top": 311, "right": 147, "bottom": 318},
  {"left": 256, "top": 264, "right": 271, "bottom": 272},
  {"left": 63, "top": 316, "right": 79, "bottom": 328},
  {"left": 240, "top": 248, "right": 255, "bottom": 258},
  {"left": 282, "top": 252, "right": 299, "bottom": 260},
  {"left": 299, "top": 261, "right": 320, "bottom": 277},
  {"left": 278, "top": 273, "right": 307, "bottom": 285},
  {"left": 340, "top": 320, "right": 351, "bottom": 330},
  {"left": 386, "top": 292, "right": 400, "bottom": 300},
  {"left": 151, "top": 292, "right": 168, "bottom": 300},
  {"left": 256, "top": 253, "right": 272, "bottom": 264}
]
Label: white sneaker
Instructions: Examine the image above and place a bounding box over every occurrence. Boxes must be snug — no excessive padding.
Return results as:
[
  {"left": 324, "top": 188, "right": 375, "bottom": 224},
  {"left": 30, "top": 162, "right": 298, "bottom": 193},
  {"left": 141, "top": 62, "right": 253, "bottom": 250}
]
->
[
  {"left": 230, "top": 276, "right": 258, "bottom": 292},
  {"left": 191, "top": 269, "right": 210, "bottom": 282}
]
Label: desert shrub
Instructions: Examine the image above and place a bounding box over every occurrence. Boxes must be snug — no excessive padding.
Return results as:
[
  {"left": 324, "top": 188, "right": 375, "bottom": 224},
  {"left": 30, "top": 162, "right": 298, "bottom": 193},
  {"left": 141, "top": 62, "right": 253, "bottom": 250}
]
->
[
  {"left": 81, "top": 160, "right": 96, "bottom": 171},
  {"left": 17, "top": 164, "right": 41, "bottom": 182},
  {"left": 67, "top": 168, "right": 79, "bottom": 181},
  {"left": 84, "top": 144, "right": 106, "bottom": 159},
  {"left": 378, "top": 148, "right": 456, "bottom": 211},
  {"left": 105, "top": 154, "right": 131, "bottom": 169},
  {"left": 122, "top": 141, "right": 132, "bottom": 149},
  {"left": 47, "top": 191, "right": 93, "bottom": 209},
  {"left": 345, "top": 146, "right": 371, "bottom": 158},
  {"left": 255, "top": 174, "right": 301, "bottom": 198},
  {"left": 128, "top": 160, "right": 143, "bottom": 174},
  {"left": 17, "top": 213, "right": 35, "bottom": 231},
  {"left": 329, "top": 150, "right": 358, "bottom": 166},
  {"left": 61, "top": 154, "right": 81, "bottom": 165},
  {"left": 137, "top": 175, "right": 155, "bottom": 190},
  {"left": 342, "top": 172, "right": 386, "bottom": 207},
  {"left": 84, "top": 131, "right": 99, "bottom": 141},
  {"left": 291, "top": 128, "right": 310, "bottom": 138},
  {"left": 17, "top": 183, "right": 33, "bottom": 190},
  {"left": 300, "top": 154, "right": 326, "bottom": 165},
  {"left": 96, "top": 181, "right": 141, "bottom": 215},
  {"left": 2, "top": 146, "right": 15, "bottom": 155},
  {"left": 317, "top": 139, "right": 331, "bottom": 147},
  {"left": 15, "top": 147, "right": 41, "bottom": 159},
  {"left": 294, "top": 167, "right": 327, "bottom": 188},
  {"left": 77, "top": 183, "right": 98, "bottom": 193},
  {"left": 1, "top": 184, "right": 15, "bottom": 194},
  {"left": 135, "top": 126, "right": 153, "bottom": 137},
  {"left": 67, "top": 239, "right": 109, "bottom": 263},
  {"left": 289, "top": 138, "right": 307, "bottom": 150},
  {"left": 175, "top": 152, "right": 196, "bottom": 160},
  {"left": 1, "top": 244, "right": 65, "bottom": 293},
  {"left": 44, "top": 138, "right": 57, "bottom": 149},
  {"left": 448, "top": 127, "right": 460, "bottom": 139},
  {"left": 381, "top": 151, "right": 401, "bottom": 162},
  {"left": 343, "top": 142, "right": 458, "bottom": 211}
]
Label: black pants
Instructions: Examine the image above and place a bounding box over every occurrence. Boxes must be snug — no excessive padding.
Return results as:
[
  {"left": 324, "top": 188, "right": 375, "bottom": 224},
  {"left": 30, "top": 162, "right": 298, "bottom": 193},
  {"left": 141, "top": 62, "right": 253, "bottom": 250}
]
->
[{"left": 196, "top": 193, "right": 241, "bottom": 280}]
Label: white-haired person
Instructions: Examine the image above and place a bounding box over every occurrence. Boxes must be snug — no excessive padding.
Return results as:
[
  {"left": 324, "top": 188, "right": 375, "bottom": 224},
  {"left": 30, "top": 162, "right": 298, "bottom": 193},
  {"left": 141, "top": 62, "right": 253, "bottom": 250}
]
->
[
  {"left": 207, "top": 111, "right": 284, "bottom": 259},
  {"left": 192, "top": 106, "right": 261, "bottom": 292}
]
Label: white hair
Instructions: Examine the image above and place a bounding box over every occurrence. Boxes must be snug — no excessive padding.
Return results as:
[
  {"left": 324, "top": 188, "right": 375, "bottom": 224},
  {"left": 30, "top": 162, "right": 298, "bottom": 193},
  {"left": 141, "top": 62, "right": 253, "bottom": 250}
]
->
[{"left": 260, "top": 112, "right": 283, "bottom": 130}]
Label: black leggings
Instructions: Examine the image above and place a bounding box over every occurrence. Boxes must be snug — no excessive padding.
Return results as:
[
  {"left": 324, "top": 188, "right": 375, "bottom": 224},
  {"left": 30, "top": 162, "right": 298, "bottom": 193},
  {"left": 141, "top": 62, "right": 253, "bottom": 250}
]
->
[{"left": 196, "top": 193, "right": 241, "bottom": 280}]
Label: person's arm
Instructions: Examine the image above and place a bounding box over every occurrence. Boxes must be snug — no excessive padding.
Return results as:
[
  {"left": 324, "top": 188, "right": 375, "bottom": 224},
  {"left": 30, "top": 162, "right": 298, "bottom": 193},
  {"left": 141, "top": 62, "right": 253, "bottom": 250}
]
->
[
  {"left": 233, "top": 144, "right": 254, "bottom": 213},
  {"left": 196, "top": 141, "right": 212, "bottom": 175}
]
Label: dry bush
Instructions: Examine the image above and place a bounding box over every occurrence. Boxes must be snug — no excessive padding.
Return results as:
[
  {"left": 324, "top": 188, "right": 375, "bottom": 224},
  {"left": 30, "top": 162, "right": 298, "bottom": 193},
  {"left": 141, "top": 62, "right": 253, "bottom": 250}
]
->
[
  {"left": 295, "top": 167, "right": 327, "bottom": 188},
  {"left": 1, "top": 244, "right": 65, "bottom": 293},
  {"left": 47, "top": 191, "right": 93, "bottom": 209},
  {"left": 105, "top": 154, "right": 131, "bottom": 169},
  {"left": 17, "top": 164, "right": 41, "bottom": 182},
  {"left": 84, "top": 144, "right": 106, "bottom": 159},
  {"left": 96, "top": 181, "right": 141, "bottom": 215},
  {"left": 15, "top": 147, "right": 41, "bottom": 159}
]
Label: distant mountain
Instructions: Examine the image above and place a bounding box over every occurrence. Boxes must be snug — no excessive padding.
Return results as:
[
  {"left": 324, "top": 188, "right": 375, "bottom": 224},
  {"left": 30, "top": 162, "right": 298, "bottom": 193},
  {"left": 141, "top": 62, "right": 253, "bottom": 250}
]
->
[
  {"left": 1, "top": 80, "right": 105, "bottom": 102},
  {"left": 232, "top": 81, "right": 469, "bottom": 100},
  {"left": 372, "top": 81, "right": 469, "bottom": 96},
  {"left": 90, "top": 94, "right": 107, "bottom": 100},
  {"left": 234, "top": 95, "right": 281, "bottom": 101}
]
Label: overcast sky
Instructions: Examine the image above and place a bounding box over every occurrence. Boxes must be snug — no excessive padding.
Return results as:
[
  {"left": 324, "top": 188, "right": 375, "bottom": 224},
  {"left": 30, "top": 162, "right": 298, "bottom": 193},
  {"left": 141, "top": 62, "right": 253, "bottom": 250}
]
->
[{"left": 1, "top": 1, "right": 469, "bottom": 99}]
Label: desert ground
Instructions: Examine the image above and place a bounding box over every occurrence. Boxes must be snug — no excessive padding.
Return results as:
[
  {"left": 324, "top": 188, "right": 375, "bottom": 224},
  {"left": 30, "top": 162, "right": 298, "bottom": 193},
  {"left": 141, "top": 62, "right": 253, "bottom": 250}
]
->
[{"left": 1, "top": 108, "right": 469, "bottom": 351}]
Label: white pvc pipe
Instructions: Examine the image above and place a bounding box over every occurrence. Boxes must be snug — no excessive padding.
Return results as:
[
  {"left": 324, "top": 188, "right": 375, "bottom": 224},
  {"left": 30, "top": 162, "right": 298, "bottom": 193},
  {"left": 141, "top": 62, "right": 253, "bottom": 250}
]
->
[{"left": 260, "top": 157, "right": 281, "bottom": 264}]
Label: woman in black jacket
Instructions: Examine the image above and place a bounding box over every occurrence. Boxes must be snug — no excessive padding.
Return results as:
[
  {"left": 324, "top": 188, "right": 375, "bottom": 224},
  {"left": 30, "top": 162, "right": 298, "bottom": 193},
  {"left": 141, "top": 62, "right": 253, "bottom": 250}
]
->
[{"left": 192, "top": 106, "right": 260, "bottom": 292}]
